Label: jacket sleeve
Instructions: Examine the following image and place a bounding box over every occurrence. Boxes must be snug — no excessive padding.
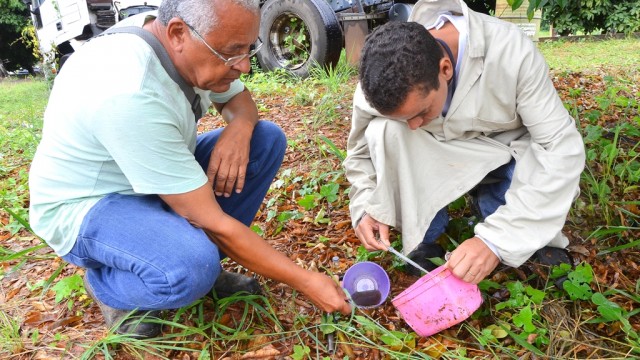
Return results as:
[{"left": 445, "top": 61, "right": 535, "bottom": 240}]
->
[
  {"left": 343, "top": 84, "right": 380, "bottom": 228},
  {"left": 474, "top": 31, "right": 586, "bottom": 267}
]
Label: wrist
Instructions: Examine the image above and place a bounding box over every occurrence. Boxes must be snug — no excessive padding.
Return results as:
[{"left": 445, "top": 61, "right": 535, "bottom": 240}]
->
[
  {"left": 475, "top": 235, "right": 502, "bottom": 261},
  {"left": 354, "top": 211, "right": 368, "bottom": 228}
]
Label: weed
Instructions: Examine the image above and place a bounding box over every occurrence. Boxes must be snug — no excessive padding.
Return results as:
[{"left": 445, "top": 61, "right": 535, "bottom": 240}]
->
[
  {"left": 242, "top": 67, "right": 299, "bottom": 96},
  {"left": 52, "top": 273, "right": 86, "bottom": 310},
  {"left": 0, "top": 311, "right": 23, "bottom": 355},
  {"left": 291, "top": 344, "right": 311, "bottom": 359},
  {"left": 551, "top": 262, "right": 640, "bottom": 341},
  {"left": 308, "top": 51, "right": 357, "bottom": 93},
  {"left": 355, "top": 245, "right": 384, "bottom": 263},
  {"left": 580, "top": 104, "right": 640, "bottom": 225},
  {"left": 318, "top": 136, "right": 346, "bottom": 162},
  {"left": 492, "top": 280, "right": 549, "bottom": 349}
]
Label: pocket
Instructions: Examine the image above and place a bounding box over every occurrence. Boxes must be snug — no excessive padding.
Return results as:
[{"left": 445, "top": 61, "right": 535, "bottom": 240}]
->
[{"left": 472, "top": 113, "right": 521, "bottom": 133}]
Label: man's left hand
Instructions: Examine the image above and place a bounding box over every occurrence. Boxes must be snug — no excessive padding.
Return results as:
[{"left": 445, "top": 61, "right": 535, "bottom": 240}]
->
[
  {"left": 208, "top": 89, "right": 259, "bottom": 197},
  {"left": 207, "top": 121, "right": 252, "bottom": 197},
  {"left": 445, "top": 237, "right": 500, "bottom": 284}
]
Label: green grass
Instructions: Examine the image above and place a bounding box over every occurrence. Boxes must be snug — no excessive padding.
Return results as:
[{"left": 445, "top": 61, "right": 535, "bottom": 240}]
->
[
  {"left": 538, "top": 37, "right": 640, "bottom": 71},
  {"left": 0, "top": 78, "right": 49, "bottom": 235},
  {"left": 0, "top": 79, "right": 48, "bottom": 160}
]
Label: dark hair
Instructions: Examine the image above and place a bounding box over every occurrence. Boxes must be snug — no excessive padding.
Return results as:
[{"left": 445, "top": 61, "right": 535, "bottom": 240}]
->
[{"left": 359, "top": 21, "right": 444, "bottom": 114}]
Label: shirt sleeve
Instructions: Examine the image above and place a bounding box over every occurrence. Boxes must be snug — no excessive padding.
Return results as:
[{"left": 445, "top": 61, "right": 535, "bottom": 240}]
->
[
  {"left": 209, "top": 79, "right": 245, "bottom": 103},
  {"left": 344, "top": 84, "right": 381, "bottom": 228},
  {"left": 474, "top": 31, "right": 585, "bottom": 267}
]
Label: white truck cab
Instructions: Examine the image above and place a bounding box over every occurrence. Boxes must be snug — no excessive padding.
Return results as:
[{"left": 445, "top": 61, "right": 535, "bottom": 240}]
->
[{"left": 24, "top": 0, "right": 160, "bottom": 63}]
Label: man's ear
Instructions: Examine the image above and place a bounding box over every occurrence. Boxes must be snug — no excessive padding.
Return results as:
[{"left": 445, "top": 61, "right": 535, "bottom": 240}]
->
[
  {"left": 166, "top": 18, "right": 189, "bottom": 53},
  {"left": 439, "top": 57, "right": 454, "bottom": 82}
]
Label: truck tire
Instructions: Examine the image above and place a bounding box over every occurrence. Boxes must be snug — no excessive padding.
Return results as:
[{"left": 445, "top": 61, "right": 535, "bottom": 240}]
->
[{"left": 257, "top": 0, "right": 343, "bottom": 78}]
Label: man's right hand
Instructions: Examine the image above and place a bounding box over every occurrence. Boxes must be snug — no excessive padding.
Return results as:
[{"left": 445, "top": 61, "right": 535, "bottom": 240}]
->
[
  {"left": 354, "top": 213, "right": 391, "bottom": 251},
  {"left": 300, "top": 272, "right": 352, "bottom": 315}
]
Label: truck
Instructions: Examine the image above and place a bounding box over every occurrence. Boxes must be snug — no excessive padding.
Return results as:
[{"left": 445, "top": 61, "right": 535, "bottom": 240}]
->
[
  {"left": 25, "top": 0, "right": 503, "bottom": 78},
  {"left": 23, "top": 0, "right": 161, "bottom": 68}
]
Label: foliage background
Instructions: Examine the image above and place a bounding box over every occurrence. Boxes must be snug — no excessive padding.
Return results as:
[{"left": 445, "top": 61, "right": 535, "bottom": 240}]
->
[{"left": 0, "top": 0, "right": 38, "bottom": 73}]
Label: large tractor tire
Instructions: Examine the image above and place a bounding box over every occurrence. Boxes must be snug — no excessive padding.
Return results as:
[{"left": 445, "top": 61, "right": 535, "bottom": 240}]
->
[{"left": 257, "top": 0, "right": 343, "bottom": 78}]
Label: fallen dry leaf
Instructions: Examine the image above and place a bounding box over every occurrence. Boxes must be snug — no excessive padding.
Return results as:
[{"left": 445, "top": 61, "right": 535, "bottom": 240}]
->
[{"left": 239, "top": 344, "right": 280, "bottom": 359}]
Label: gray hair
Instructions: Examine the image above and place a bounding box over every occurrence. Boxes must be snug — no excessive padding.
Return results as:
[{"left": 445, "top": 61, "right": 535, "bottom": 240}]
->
[{"left": 158, "top": 0, "right": 259, "bottom": 34}]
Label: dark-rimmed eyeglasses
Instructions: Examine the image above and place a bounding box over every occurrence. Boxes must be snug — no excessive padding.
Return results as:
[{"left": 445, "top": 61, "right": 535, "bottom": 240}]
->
[{"left": 184, "top": 21, "right": 263, "bottom": 67}]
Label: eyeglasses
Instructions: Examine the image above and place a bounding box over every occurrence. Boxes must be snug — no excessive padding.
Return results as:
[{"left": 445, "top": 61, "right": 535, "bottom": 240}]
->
[{"left": 184, "top": 21, "right": 263, "bottom": 67}]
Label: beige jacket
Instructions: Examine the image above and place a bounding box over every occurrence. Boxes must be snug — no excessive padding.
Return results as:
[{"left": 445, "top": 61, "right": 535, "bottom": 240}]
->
[{"left": 343, "top": 0, "right": 585, "bottom": 267}]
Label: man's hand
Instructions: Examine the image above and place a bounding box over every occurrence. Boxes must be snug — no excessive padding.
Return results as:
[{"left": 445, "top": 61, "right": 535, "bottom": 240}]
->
[
  {"left": 207, "top": 121, "right": 252, "bottom": 197},
  {"left": 354, "top": 213, "right": 391, "bottom": 251},
  {"left": 445, "top": 236, "right": 500, "bottom": 284},
  {"left": 300, "top": 272, "right": 352, "bottom": 315},
  {"left": 208, "top": 89, "right": 258, "bottom": 197}
]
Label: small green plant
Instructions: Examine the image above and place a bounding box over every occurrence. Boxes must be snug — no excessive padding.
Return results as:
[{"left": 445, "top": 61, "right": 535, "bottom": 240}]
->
[
  {"left": 0, "top": 311, "right": 23, "bottom": 355},
  {"left": 308, "top": 51, "right": 357, "bottom": 93},
  {"left": 343, "top": 314, "right": 421, "bottom": 356},
  {"left": 291, "top": 344, "right": 311, "bottom": 360},
  {"left": 354, "top": 245, "right": 383, "bottom": 263},
  {"left": 552, "top": 262, "right": 639, "bottom": 340},
  {"left": 52, "top": 273, "right": 86, "bottom": 310},
  {"left": 265, "top": 168, "right": 305, "bottom": 234},
  {"left": 494, "top": 281, "right": 549, "bottom": 348},
  {"left": 281, "top": 18, "right": 310, "bottom": 68},
  {"left": 590, "top": 292, "right": 638, "bottom": 339},
  {"left": 318, "top": 136, "right": 346, "bottom": 162},
  {"left": 242, "top": 67, "right": 299, "bottom": 96},
  {"left": 552, "top": 262, "right": 593, "bottom": 301},
  {"left": 580, "top": 122, "right": 639, "bottom": 225},
  {"left": 297, "top": 183, "right": 339, "bottom": 209}
]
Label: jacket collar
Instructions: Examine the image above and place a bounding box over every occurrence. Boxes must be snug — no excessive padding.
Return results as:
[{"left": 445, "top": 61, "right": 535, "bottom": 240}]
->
[{"left": 408, "top": 0, "right": 484, "bottom": 59}]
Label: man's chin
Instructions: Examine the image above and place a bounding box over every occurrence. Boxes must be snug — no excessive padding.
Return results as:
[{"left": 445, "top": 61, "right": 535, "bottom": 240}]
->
[
  {"left": 209, "top": 79, "right": 236, "bottom": 93},
  {"left": 209, "top": 84, "right": 231, "bottom": 93}
]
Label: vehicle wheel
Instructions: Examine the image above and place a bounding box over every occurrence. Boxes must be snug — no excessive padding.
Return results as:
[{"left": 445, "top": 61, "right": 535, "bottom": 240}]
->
[
  {"left": 59, "top": 53, "right": 72, "bottom": 70},
  {"left": 257, "top": 0, "right": 343, "bottom": 78}
]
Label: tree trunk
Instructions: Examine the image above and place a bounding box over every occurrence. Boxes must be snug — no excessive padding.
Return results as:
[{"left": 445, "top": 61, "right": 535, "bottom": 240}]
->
[{"left": 0, "top": 62, "right": 8, "bottom": 78}]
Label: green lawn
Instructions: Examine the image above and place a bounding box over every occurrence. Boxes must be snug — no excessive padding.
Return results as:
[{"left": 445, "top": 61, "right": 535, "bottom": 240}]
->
[{"left": 538, "top": 37, "right": 640, "bottom": 71}]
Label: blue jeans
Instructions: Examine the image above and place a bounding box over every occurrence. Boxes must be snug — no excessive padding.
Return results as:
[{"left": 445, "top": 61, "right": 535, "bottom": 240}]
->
[
  {"left": 62, "top": 121, "right": 286, "bottom": 310},
  {"left": 422, "top": 159, "right": 516, "bottom": 244}
]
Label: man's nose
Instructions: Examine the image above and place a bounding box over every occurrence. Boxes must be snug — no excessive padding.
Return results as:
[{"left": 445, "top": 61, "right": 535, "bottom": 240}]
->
[
  {"left": 231, "top": 56, "right": 252, "bottom": 73},
  {"left": 407, "top": 116, "right": 422, "bottom": 130}
]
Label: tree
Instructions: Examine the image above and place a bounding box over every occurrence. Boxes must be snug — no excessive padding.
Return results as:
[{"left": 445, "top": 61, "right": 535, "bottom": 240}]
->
[
  {"left": 513, "top": 0, "right": 640, "bottom": 35},
  {"left": 0, "top": 0, "right": 38, "bottom": 74}
]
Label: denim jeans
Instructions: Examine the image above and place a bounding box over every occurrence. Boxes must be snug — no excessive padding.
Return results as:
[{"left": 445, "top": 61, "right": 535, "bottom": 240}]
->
[
  {"left": 62, "top": 121, "right": 286, "bottom": 310},
  {"left": 422, "top": 158, "right": 516, "bottom": 244}
]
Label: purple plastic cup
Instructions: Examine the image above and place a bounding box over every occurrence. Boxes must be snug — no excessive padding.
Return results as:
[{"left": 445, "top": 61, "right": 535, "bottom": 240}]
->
[{"left": 343, "top": 261, "right": 390, "bottom": 308}]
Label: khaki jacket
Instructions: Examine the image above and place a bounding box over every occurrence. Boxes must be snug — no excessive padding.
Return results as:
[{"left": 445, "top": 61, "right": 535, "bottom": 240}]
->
[{"left": 344, "top": 0, "right": 585, "bottom": 267}]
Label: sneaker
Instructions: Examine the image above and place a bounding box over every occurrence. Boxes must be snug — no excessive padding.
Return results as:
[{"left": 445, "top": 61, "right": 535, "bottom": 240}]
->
[
  {"left": 530, "top": 246, "right": 573, "bottom": 289},
  {"left": 211, "top": 270, "right": 262, "bottom": 299},
  {"left": 532, "top": 246, "right": 572, "bottom": 267},
  {"left": 405, "top": 243, "right": 446, "bottom": 277},
  {"left": 83, "top": 275, "right": 162, "bottom": 338}
]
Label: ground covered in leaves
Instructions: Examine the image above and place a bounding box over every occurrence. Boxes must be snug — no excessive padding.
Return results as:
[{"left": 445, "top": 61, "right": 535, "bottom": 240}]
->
[{"left": 1, "top": 64, "right": 639, "bottom": 359}]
